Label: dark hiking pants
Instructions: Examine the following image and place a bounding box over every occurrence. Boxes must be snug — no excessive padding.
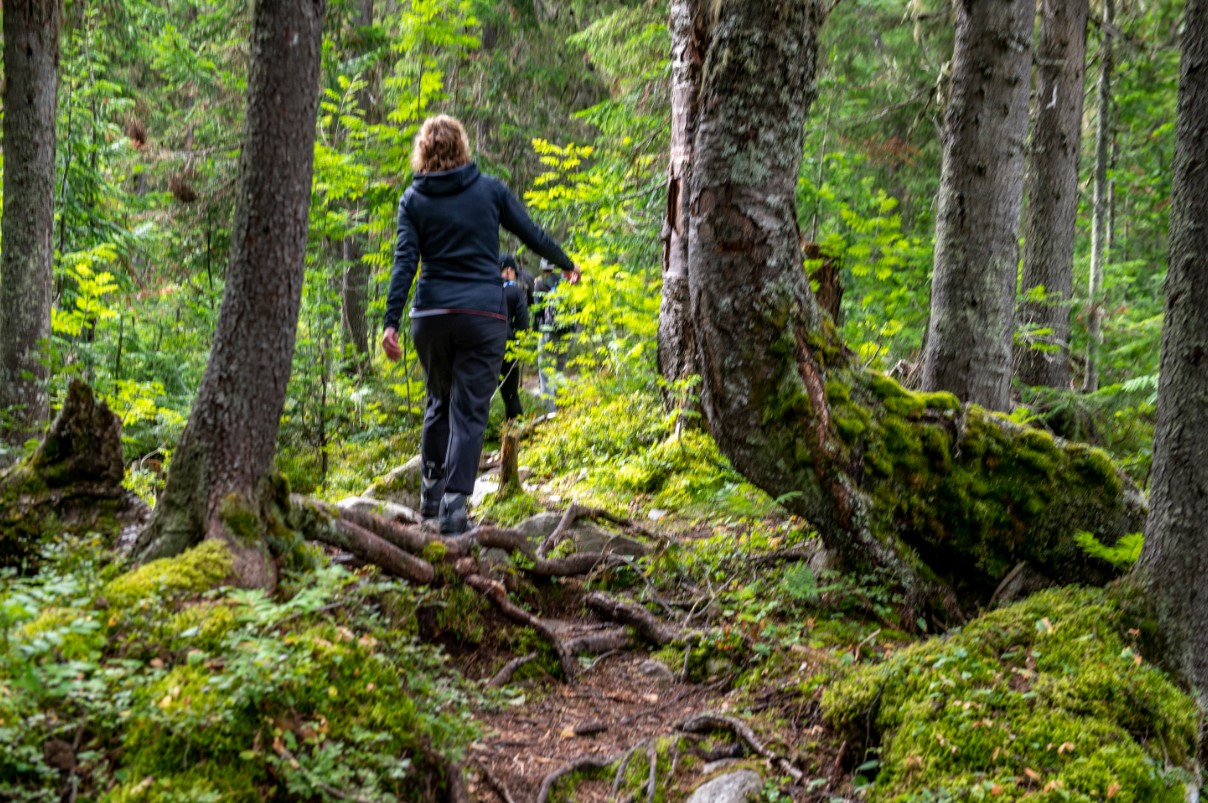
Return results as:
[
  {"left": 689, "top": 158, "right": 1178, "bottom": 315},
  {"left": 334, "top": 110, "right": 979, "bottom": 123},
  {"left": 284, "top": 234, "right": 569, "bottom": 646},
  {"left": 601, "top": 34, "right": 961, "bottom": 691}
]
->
[
  {"left": 413, "top": 313, "right": 507, "bottom": 496},
  {"left": 500, "top": 358, "right": 523, "bottom": 420}
]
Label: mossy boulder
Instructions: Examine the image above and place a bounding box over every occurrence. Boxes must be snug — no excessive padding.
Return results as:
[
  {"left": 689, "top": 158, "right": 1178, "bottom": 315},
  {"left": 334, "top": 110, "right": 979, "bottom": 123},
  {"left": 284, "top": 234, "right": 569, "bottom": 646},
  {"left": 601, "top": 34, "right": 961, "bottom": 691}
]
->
[{"left": 821, "top": 587, "right": 1201, "bottom": 801}]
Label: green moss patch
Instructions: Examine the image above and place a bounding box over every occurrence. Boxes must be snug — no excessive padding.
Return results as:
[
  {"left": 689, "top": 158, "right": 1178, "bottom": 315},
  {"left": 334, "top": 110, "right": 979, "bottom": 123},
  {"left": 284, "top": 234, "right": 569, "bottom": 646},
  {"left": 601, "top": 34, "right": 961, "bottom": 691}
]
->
[
  {"left": 103, "top": 540, "right": 233, "bottom": 607},
  {"left": 822, "top": 587, "right": 1201, "bottom": 801}
]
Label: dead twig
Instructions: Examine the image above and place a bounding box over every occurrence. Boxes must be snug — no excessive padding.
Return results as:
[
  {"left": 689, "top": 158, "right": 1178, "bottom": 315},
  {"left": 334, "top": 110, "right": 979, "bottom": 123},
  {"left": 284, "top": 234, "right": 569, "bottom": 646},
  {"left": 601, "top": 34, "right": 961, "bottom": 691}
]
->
[
  {"left": 677, "top": 712, "right": 803, "bottom": 783},
  {"left": 471, "top": 760, "right": 517, "bottom": 803},
  {"left": 645, "top": 740, "right": 659, "bottom": 803},
  {"left": 537, "top": 502, "right": 582, "bottom": 559}
]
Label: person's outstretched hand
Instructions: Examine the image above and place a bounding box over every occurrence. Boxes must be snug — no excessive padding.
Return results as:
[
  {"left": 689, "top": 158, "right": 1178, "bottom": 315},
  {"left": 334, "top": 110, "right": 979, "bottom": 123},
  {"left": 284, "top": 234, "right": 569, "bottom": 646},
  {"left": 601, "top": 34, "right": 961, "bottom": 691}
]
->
[
  {"left": 382, "top": 327, "right": 402, "bottom": 361},
  {"left": 563, "top": 264, "right": 581, "bottom": 285}
]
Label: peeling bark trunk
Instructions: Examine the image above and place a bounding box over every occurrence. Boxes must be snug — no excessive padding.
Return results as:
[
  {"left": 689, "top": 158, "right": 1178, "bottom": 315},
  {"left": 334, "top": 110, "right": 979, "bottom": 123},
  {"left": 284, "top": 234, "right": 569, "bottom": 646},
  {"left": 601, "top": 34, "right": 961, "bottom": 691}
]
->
[
  {"left": 1017, "top": 0, "right": 1089, "bottom": 389},
  {"left": 684, "top": 0, "right": 1142, "bottom": 615},
  {"left": 1134, "top": 0, "right": 1208, "bottom": 695},
  {"left": 0, "top": 0, "right": 61, "bottom": 448},
  {"left": 922, "top": 0, "right": 1033, "bottom": 411},
  {"left": 133, "top": 0, "right": 325, "bottom": 589},
  {"left": 657, "top": 0, "right": 704, "bottom": 390}
]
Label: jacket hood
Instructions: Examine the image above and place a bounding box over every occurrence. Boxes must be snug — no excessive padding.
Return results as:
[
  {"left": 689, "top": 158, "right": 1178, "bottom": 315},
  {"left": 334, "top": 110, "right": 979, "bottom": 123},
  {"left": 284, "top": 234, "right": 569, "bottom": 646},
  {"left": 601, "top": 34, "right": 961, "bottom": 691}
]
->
[{"left": 412, "top": 162, "right": 481, "bottom": 197}]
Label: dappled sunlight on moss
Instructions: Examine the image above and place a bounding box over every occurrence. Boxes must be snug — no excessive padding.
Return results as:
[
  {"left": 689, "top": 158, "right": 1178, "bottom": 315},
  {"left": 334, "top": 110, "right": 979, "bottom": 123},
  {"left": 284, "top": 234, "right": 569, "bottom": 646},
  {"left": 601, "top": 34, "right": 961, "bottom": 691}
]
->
[{"left": 822, "top": 587, "right": 1200, "bottom": 801}]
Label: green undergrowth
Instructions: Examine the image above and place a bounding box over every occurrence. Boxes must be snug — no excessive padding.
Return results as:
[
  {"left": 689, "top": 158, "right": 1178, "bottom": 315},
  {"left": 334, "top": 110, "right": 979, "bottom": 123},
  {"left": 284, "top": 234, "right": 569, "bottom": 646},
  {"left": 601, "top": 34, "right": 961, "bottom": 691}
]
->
[
  {"left": 821, "top": 587, "right": 1201, "bottom": 801},
  {"left": 0, "top": 538, "right": 477, "bottom": 802},
  {"left": 826, "top": 371, "right": 1139, "bottom": 596},
  {"left": 525, "top": 393, "right": 775, "bottom": 518}
]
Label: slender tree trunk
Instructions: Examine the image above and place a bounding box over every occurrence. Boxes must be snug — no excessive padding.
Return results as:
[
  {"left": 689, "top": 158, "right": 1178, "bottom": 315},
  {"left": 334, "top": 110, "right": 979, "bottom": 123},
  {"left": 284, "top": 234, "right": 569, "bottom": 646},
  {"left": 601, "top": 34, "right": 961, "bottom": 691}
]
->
[
  {"left": 1017, "top": 0, "right": 1089, "bottom": 389},
  {"left": 134, "top": 0, "right": 325, "bottom": 588},
  {"left": 684, "top": 0, "right": 1143, "bottom": 616},
  {"left": 1083, "top": 0, "right": 1114, "bottom": 393},
  {"left": 340, "top": 0, "right": 373, "bottom": 374},
  {"left": 657, "top": 0, "right": 704, "bottom": 390},
  {"left": 0, "top": 0, "right": 62, "bottom": 450},
  {"left": 921, "top": 0, "right": 1033, "bottom": 411},
  {"left": 1134, "top": 0, "right": 1208, "bottom": 696}
]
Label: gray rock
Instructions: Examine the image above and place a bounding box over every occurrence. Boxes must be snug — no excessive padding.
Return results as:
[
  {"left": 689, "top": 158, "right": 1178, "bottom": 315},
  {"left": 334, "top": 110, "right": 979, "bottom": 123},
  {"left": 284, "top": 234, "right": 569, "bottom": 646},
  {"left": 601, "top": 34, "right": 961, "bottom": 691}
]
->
[
  {"left": 686, "top": 770, "right": 762, "bottom": 803},
  {"left": 513, "top": 511, "right": 564, "bottom": 545},
  {"left": 635, "top": 658, "right": 675, "bottom": 685},
  {"left": 337, "top": 496, "right": 421, "bottom": 524},
  {"left": 363, "top": 455, "right": 423, "bottom": 508}
]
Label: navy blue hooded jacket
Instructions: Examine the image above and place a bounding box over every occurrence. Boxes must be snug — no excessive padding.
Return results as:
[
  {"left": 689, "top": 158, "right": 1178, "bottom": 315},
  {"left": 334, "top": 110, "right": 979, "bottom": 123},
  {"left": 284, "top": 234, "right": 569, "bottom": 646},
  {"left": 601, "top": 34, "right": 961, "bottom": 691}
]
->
[{"left": 383, "top": 162, "right": 574, "bottom": 331}]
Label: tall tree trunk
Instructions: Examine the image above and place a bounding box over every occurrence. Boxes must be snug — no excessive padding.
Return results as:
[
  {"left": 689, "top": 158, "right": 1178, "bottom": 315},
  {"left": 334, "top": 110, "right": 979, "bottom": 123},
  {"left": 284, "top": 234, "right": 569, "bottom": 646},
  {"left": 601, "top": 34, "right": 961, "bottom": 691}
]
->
[
  {"left": 1083, "top": 0, "right": 1114, "bottom": 393},
  {"left": 921, "top": 0, "right": 1033, "bottom": 411},
  {"left": 134, "top": 0, "right": 325, "bottom": 588},
  {"left": 0, "top": 0, "right": 61, "bottom": 450},
  {"left": 1133, "top": 0, "right": 1208, "bottom": 695},
  {"left": 340, "top": 0, "right": 373, "bottom": 374},
  {"left": 657, "top": 0, "right": 704, "bottom": 391},
  {"left": 1016, "top": 0, "right": 1089, "bottom": 389},
  {"left": 685, "top": 0, "right": 1143, "bottom": 616}
]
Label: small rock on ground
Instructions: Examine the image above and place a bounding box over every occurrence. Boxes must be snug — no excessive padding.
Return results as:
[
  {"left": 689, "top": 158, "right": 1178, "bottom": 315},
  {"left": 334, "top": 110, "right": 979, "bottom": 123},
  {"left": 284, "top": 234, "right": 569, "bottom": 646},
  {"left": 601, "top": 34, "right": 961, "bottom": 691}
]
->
[{"left": 685, "top": 770, "right": 763, "bottom": 803}]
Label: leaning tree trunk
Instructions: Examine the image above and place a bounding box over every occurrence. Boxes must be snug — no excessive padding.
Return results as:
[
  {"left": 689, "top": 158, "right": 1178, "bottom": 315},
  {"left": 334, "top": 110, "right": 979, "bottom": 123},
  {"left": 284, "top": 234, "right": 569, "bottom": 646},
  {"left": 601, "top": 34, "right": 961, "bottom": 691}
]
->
[
  {"left": 685, "top": 0, "right": 1143, "bottom": 617},
  {"left": 921, "top": 0, "right": 1033, "bottom": 411},
  {"left": 1133, "top": 0, "right": 1208, "bottom": 695},
  {"left": 133, "top": 0, "right": 325, "bottom": 589},
  {"left": 1083, "top": 0, "right": 1114, "bottom": 394},
  {"left": 657, "top": 0, "right": 704, "bottom": 391},
  {"left": 0, "top": 0, "right": 61, "bottom": 450},
  {"left": 1016, "top": 0, "right": 1089, "bottom": 390}
]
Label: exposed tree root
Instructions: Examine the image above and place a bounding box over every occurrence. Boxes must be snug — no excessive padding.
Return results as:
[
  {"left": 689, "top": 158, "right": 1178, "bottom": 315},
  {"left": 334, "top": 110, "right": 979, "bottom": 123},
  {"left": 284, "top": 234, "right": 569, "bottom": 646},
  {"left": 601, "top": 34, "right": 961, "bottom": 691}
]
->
[
  {"left": 584, "top": 591, "right": 679, "bottom": 646},
  {"left": 677, "top": 712, "right": 804, "bottom": 782},
  {"left": 471, "top": 759, "right": 518, "bottom": 803},
  {"left": 487, "top": 653, "right": 538, "bottom": 689}
]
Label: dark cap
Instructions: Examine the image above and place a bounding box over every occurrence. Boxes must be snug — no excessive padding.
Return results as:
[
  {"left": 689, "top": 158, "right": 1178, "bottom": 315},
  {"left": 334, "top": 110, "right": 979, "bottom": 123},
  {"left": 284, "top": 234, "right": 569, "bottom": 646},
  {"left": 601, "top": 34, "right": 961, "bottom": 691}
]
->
[{"left": 499, "top": 253, "right": 519, "bottom": 271}]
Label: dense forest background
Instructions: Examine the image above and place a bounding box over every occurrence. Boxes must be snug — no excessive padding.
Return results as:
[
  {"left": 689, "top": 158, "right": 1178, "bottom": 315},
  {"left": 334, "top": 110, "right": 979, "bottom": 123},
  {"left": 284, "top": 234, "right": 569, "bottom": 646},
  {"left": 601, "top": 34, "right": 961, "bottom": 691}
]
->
[{"left": 1, "top": 0, "right": 1203, "bottom": 801}]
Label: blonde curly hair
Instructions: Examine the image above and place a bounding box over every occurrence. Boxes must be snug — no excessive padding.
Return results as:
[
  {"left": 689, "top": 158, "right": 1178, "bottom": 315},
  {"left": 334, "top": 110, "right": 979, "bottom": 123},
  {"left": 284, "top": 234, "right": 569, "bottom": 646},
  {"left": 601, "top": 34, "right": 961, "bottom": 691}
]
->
[{"left": 411, "top": 115, "right": 471, "bottom": 174}]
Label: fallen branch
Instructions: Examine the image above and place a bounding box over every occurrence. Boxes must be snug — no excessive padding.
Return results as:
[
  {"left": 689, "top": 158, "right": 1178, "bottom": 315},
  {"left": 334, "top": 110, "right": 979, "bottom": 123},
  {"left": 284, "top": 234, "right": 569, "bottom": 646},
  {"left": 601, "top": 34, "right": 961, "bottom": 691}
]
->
[
  {"left": 563, "top": 630, "right": 633, "bottom": 656},
  {"left": 486, "top": 653, "right": 537, "bottom": 689},
  {"left": 537, "top": 750, "right": 628, "bottom": 803},
  {"left": 302, "top": 515, "right": 435, "bottom": 585},
  {"left": 537, "top": 502, "right": 582, "bottom": 559},
  {"left": 584, "top": 591, "right": 679, "bottom": 646},
  {"left": 677, "top": 713, "right": 803, "bottom": 783}
]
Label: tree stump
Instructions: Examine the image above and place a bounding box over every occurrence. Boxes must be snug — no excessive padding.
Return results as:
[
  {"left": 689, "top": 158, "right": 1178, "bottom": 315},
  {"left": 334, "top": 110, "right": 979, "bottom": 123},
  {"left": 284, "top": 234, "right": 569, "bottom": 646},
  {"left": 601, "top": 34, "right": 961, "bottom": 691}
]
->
[{"left": 0, "top": 381, "right": 146, "bottom": 570}]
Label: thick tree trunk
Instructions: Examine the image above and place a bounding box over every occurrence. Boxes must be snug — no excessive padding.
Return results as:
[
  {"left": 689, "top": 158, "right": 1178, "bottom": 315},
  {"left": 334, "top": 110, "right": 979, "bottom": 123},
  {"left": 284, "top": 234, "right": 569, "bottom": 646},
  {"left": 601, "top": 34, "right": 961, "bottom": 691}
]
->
[
  {"left": 1083, "top": 0, "right": 1114, "bottom": 394},
  {"left": 685, "top": 0, "right": 1143, "bottom": 616},
  {"left": 657, "top": 0, "right": 704, "bottom": 390},
  {"left": 1017, "top": 0, "right": 1089, "bottom": 389},
  {"left": 0, "top": 0, "right": 61, "bottom": 449},
  {"left": 921, "top": 0, "right": 1033, "bottom": 411},
  {"left": 1134, "top": 0, "right": 1208, "bottom": 695},
  {"left": 134, "top": 0, "right": 325, "bottom": 588}
]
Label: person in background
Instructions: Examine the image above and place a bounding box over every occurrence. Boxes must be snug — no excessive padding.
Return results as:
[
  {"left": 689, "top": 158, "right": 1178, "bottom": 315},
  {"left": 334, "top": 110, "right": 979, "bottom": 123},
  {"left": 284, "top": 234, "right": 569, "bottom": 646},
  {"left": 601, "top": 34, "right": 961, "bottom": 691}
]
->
[
  {"left": 381, "top": 115, "right": 579, "bottom": 535},
  {"left": 499, "top": 253, "right": 530, "bottom": 421},
  {"left": 535, "top": 258, "right": 572, "bottom": 407}
]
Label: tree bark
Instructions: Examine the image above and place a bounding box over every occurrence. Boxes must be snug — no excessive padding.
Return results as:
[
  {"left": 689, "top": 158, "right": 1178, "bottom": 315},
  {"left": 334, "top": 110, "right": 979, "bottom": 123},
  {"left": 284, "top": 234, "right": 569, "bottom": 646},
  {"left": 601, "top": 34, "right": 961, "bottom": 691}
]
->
[
  {"left": 1017, "top": 0, "right": 1089, "bottom": 389},
  {"left": 657, "top": 0, "right": 704, "bottom": 390},
  {"left": 1083, "top": 0, "right": 1114, "bottom": 393},
  {"left": 683, "top": 0, "right": 1142, "bottom": 615},
  {"left": 133, "top": 0, "right": 325, "bottom": 588},
  {"left": 0, "top": 0, "right": 61, "bottom": 449},
  {"left": 340, "top": 0, "right": 373, "bottom": 375},
  {"left": 921, "top": 0, "right": 1033, "bottom": 411},
  {"left": 1134, "top": 0, "right": 1208, "bottom": 695}
]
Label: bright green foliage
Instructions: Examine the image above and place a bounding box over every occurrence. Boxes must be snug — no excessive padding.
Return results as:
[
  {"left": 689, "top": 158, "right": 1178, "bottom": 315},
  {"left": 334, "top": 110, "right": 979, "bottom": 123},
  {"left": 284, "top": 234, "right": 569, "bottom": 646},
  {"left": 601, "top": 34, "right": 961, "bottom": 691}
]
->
[
  {"left": 102, "top": 540, "right": 232, "bottom": 608},
  {"left": 822, "top": 587, "right": 1201, "bottom": 801}
]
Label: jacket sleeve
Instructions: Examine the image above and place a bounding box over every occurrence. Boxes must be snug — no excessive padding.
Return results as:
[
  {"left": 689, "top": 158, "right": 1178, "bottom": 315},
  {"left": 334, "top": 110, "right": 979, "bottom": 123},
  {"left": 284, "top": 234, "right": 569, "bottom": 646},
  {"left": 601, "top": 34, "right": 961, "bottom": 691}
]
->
[
  {"left": 384, "top": 189, "right": 419, "bottom": 331},
  {"left": 515, "top": 286, "right": 530, "bottom": 332},
  {"left": 496, "top": 180, "right": 575, "bottom": 272}
]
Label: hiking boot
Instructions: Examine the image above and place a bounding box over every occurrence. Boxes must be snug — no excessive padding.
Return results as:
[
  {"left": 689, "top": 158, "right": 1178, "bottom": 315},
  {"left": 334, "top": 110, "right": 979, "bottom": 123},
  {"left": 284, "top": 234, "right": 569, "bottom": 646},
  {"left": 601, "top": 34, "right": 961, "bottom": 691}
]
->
[
  {"left": 419, "top": 476, "right": 445, "bottom": 520},
  {"left": 438, "top": 492, "right": 470, "bottom": 536}
]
